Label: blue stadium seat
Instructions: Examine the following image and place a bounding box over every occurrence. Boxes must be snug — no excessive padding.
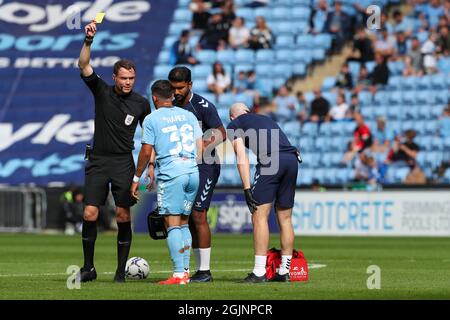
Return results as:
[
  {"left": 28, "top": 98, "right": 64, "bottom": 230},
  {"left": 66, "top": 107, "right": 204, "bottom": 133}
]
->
[
  {"left": 301, "top": 153, "right": 319, "bottom": 168},
  {"left": 343, "top": 121, "right": 357, "bottom": 135},
  {"left": 431, "top": 104, "right": 446, "bottom": 118},
  {"left": 348, "top": 61, "right": 361, "bottom": 81},
  {"left": 358, "top": 91, "right": 373, "bottom": 106},
  {"left": 296, "top": 34, "right": 314, "bottom": 48},
  {"left": 272, "top": 7, "right": 291, "bottom": 20},
  {"left": 321, "top": 77, "right": 336, "bottom": 91},
  {"left": 315, "top": 136, "right": 329, "bottom": 152},
  {"left": 374, "top": 91, "right": 389, "bottom": 105},
  {"left": 273, "top": 78, "right": 287, "bottom": 89},
  {"left": 388, "top": 91, "right": 402, "bottom": 106},
  {"left": 401, "top": 76, "right": 417, "bottom": 90},
  {"left": 292, "top": 6, "right": 312, "bottom": 20},
  {"left": 322, "top": 91, "right": 337, "bottom": 106},
  {"left": 299, "top": 168, "right": 314, "bottom": 185},
  {"left": 330, "top": 121, "right": 346, "bottom": 136},
  {"left": 216, "top": 50, "right": 235, "bottom": 64},
  {"left": 312, "top": 48, "right": 326, "bottom": 61},
  {"left": 335, "top": 169, "right": 349, "bottom": 184},
  {"left": 255, "top": 50, "right": 275, "bottom": 63},
  {"left": 236, "top": 8, "right": 255, "bottom": 22},
  {"left": 154, "top": 65, "right": 173, "bottom": 79},
  {"left": 291, "top": 20, "right": 310, "bottom": 34},
  {"left": 163, "top": 36, "right": 177, "bottom": 49},
  {"left": 234, "top": 49, "right": 255, "bottom": 63},
  {"left": 275, "top": 35, "right": 295, "bottom": 49},
  {"left": 387, "top": 75, "right": 402, "bottom": 91},
  {"left": 195, "top": 50, "right": 217, "bottom": 64},
  {"left": 416, "top": 75, "right": 432, "bottom": 89},
  {"left": 430, "top": 73, "right": 447, "bottom": 89},
  {"left": 273, "top": 63, "right": 293, "bottom": 77},
  {"left": 387, "top": 105, "right": 402, "bottom": 120},
  {"left": 318, "top": 122, "right": 332, "bottom": 136},
  {"left": 424, "top": 121, "right": 439, "bottom": 135},
  {"left": 234, "top": 63, "right": 254, "bottom": 74},
  {"left": 254, "top": 7, "right": 273, "bottom": 20},
  {"left": 313, "top": 33, "right": 332, "bottom": 50},
  {"left": 402, "top": 90, "right": 416, "bottom": 105},
  {"left": 298, "top": 136, "right": 314, "bottom": 152},
  {"left": 192, "top": 79, "right": 208, "bottom": 92},
  {"left": 331, "top": 152, "right": 344, "bottom": 167},
  {"left": 404, "top": 106, "right": 420, "bottom": 120},
  {"left": 293, "top": 63, "right": 307, "bottom": 76},
  {"left": 256, "top": 78, "right": 274, "bottom": 97},
  {"left": 169, "top": 22, "right": 190, "bottom": 36},
  {"left": 173, "top": 8, "right": 192, "bottom": 23},
  {"left": 275, "top": 49, "right": 294, "bottom": 63},
  {"left": 157, "top": 51, "right": 171, "bottom": 64},
  {"left": 192, "top": 64, "right": 211, "bottom": 79},
  {"left": 435, "top": 90, "right": 448, "bottom": 104},
  {"left": 320, "top": 152, "right": 332, "bottom": 167},
  {"left": 255, "top": 64, "right": 273, "bottom": 77},
  {"left": 361, "top": 106, "right": 374, "bottom": 120},
  {"left": 178, "top": 0, "right": 190, "bottom": 6},
  {"left": 273, "top": 22, "right": 296, "bottom": 35},
  {"left": 293, "top": 50, "right": 313, "bottom": 64},
  {"left": 283, "top": 121, "right": 301, "bottom": 138},
  {"left": 301, "top": 122, "right": 319, "bottom": 136}
]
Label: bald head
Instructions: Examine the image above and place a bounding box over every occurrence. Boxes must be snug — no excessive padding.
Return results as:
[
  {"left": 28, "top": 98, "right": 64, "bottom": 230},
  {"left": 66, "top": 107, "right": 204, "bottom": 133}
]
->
[{"left": 229, "top": 103, "right": 250, "bottom": 121}]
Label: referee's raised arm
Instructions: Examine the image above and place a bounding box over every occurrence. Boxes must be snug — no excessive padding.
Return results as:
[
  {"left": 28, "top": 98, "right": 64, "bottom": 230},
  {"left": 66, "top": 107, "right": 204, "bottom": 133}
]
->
[{"left": 78, "top": 21, "right": 96, "bottom": 77}]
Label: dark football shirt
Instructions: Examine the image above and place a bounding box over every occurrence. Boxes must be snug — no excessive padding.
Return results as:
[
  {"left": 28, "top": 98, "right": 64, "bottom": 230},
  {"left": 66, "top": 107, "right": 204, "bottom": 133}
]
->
[
  {"left": 81, "top": 71, "right": 150, "bottom": 155},
  {"left": 227, "top": 113, "right": 297, "bottom": 164}
]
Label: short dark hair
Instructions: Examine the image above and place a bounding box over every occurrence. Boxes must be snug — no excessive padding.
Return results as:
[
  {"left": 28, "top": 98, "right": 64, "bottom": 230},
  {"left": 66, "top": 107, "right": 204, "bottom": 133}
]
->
[
  {"left": 181, "top": 29, "right": 190, "bottom": 38},
  {"left": 113, "top": 59, "right": 136, "bottom": 75},
  {"left": 151, "top": 80, "right": 174, "bottom": 100},
  {"left": 168, "top": 66, "right": 192, "bottom": 83}
]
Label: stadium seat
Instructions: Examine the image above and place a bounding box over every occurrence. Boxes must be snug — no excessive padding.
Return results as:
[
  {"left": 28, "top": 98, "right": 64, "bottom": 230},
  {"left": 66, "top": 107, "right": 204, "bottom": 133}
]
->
[
  {"left": 275, "top": 35, "right": 295, "bottom": 49},
  {"left": 416, "top": 75, "right": 432, "bottom": 89},
  {"left": 154, "top": 65, "right": 173, "bottom": 79},
  {"left": 312, "top": 48, "right": 326, "bottom": 62},
  {"left": 301, "top": 152, "right": 319, "bottom": 168},
  {"left": 387, "top": 105, "right": 402, "bottom": 120},
  {"left": 275, "top": 49, "right": 294, "bottom": 63},
  {"left": 173, "top": 8, "right": 192, "bottom": 23},
  {"left": 404, "top": 106, "right": 420, "bottom": 120},
  {"left": 236, "top": 8, "right": 255, "bottom": 22},
  {"left": 163, "top": 36, "right": 177, "bottom": 49},
  {"left": 321, "top": 77, "right": 336, "bottom": 91},
  {"left": 157, "top": 51, "right": 170, "bottom": 64},
  {"left": 401, "top": 76, "right": 417, "bottom": 90},
  {"left": 273, "top": 64, "right": 293, "bottom": 77},
  {"left": 358, "top": 91, "right": 373, "bottom": 106},
  {"left": 315, "top": 136, "right": 330, "bottom": 152},
  {"left": 296, "top": 34, "right": 314, "bottom": 48},
  {"left": 192, "top": 64, "right": 212, "bottom": 79},
  {"left": 313, "top": 33, "right": 332, "bottom": 50},
  {"left": 301, "top": 122, "right": 318, "bottom": 137},
  {"left": 283, "top": 121, "right": 301, "bottom": 138},
  {"left": 388, "top": 91, "right": 402, "bottom": 106},
  {"left": 318, "top": 122, "right": 332, "bottom": 136},
  {"left": 292, "top": 7, "right": 312, "bottom": 20},
  {"left": 374, "top": 91, "right": 389, "bottom": 105},
  {"left": 255, "top": 50, "right": 275, "bottom": 63},
  {"left": 254, "top": 7, "right": 273, "bottom": 20},
  {"left": 255, "top": 64, "right": 273, "bottom": 77},
  {"left": 234, "top": 63, "right": 254, "bottom": 74},
  {"left": 299, "top": 168, "right": 314, "bottom": 185},
  {"left": 195, "top": 50, "right": 217, "bottom": 64},
  {"left": 234, "top": 49, "right": 255, "bottom": 63},
  {"left": 216, "top": 50, "right": 235, "bottom": 64},
  {"left": 293, "top": 63, "right": 307, "bottom": 76},
  {"left": 402, "top": 90, "right": 416, "bottom": 105},
  {"left": 431, "top": 73, "right": 447, "bottom": 89},
  {"left": 299, "top": 137, "right": 315, "bottom": 152},
  {"left": 293, "top": 50, "right": 313, "bottom": 64}
]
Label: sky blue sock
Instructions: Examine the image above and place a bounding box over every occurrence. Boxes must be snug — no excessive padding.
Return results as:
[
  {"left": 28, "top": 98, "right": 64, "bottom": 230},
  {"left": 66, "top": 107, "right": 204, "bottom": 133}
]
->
[
  {"left": 180, "top": 224, "right": 192, "bottom": 271},
  {"left": 166, "top": 226, "right": 184, "bottom": 274}
]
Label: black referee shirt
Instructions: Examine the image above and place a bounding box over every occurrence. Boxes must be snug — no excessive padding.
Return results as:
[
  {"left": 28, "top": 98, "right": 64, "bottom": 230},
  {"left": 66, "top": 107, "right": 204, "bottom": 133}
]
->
[{"left": 81, "top": 71, "right": 150, "bottom": 155}]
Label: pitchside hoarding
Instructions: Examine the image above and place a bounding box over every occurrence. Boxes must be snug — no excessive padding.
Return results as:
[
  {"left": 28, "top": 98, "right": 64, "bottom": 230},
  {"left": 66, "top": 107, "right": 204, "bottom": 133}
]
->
[{"left": 132, "top": 190, "right": 450, "bottom": 237}]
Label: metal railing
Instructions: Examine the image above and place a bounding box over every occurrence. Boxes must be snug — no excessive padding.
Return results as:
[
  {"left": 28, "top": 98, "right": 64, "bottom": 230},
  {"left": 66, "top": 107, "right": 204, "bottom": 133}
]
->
[{"left": 0, "top": 187, "right": 47, "bottom": 232}]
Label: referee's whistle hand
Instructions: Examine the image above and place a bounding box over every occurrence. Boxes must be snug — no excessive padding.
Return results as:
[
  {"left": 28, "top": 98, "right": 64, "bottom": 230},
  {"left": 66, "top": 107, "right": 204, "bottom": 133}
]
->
[
  {"left": 85, "top": 22, "right": 97, "bottom": 37},
  {"left": 130, "top": 182, "right": 140, "bottom": 201}
]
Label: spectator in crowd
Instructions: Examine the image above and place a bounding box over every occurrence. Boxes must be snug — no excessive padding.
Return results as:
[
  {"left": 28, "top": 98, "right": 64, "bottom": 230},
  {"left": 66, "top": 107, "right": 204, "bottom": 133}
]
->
[
  {"left": 233, "top": 70, "right": 248, "bottom": 94},
  {"left": 311, "top": 0, "right": 329, "bottom": 35},
  {"left": 404, "top": 164, "right": 427, "bottom": 184},
  {"left": 436, "top": 25, "right": 450, "bottom": 56},
  {"left": 353, "top": 65, "right": 371, "bottom": 94},
  {"left": 355, "top": 152, "right": 379, "bottom": 186},
  {"left": 402, "top": 56, "right": 421, "bottom": 76},
  {"left": 347, "top": 25, "right": 375, "bottom": 64},
  {"left": 438, "top": 105, "right": 450, "bottom": 137},
  {"left": 244, "top": 70, "right": 261, "bottom": 108},
  {"left": 341, "top": 141, "right": 358, "bottom": 167},
  {"left": 199, "top": 13, "right": 229, "bottom": 50},
  {"left": 248, "top": 16, "right": 274, "bottom": 50},
  {"left": 61, "top": 187, "right": 84, "bottom": 235},
  {"left": 329, "top": 92, "right": 350, "bottom": 121},
  {"left": 421, "top": 31, "right": 439, "bottom": 73},
  {"left": 371, "top": 117, "right": 393, "bottom": 156},
  {"left": 368, "top": 53, "right": 389, "bottom": 95},
  {"left": 190, "top": 0, "right": 212, "bottom": 31},
  {"left": 387, "top": 129, "right": 420, "bottom": 167},
  {"left": 207, "top": 62, "right": 231, "bottom": 98},
  {"left": 374, "top": 27, "right": 397, "bottom": 58},
  {"left": 407, "top": 36, "right": 424, "bottom": 74},
  {"left": 416, "top": 12, "right": 430, "bottom": 32},
  {"left": 391, "top": 10, "right": 414, "bottom": 37},
  {"left": 349, "top": 93, "right": 361, "bottom": 116},
  {"left": 426, "top": 0, "right": 445, "bottom": 28},
  {"left": 335, "top": 63, "right": 354, "bottom": 90},
  {"left": 324, "top": 0, "right": 351, "bottom": 53},
  {"left": 309, "top": 88, "right": 331, "bottom": 122},
  {"left": 170, "top": 30, "right": 199, "bottom": 65},
  {"left": 229, "top": 17, "right": 250, "bottom": 49},
  {"left": 271, "top": 85, "right": 300, "bottom": 122},
  {"left": 296, "top": 91, "right": 310, "bottom": 122},
  {"left": 395, "top": 31, "right": 408, "bottom": 57},
  {"left": 437, "top": 14, "right": 449, "bottom": 32},
  {"left": 353, "top": 112, "right": 372, "bottom": 153},
  {"left": 221, "top": 0, "right": 236, "bottom": 28}
]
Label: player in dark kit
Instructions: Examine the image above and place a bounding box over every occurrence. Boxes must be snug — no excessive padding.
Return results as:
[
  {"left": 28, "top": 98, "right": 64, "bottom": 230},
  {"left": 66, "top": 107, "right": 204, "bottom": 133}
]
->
[
  {"left": 77, "top": 21, "right": 150, "bottom": 283},
  {"left": 227, "top": 103, "right": 300, "bottom": 283},
  {"left": 168, "top": 66, "right": 226, "bottom": 282}
]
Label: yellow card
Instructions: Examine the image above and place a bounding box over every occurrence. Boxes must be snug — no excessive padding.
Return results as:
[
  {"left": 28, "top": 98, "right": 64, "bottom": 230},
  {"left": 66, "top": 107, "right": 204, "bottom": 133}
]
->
[{"left": 94, "top": 12, "right": 105, "bottom": 23}]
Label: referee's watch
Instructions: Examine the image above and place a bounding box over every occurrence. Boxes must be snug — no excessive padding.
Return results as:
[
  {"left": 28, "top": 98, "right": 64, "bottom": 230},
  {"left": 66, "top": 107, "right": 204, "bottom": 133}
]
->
[{"left": 132, "top": 175, "right": 140, "bottom": 183}]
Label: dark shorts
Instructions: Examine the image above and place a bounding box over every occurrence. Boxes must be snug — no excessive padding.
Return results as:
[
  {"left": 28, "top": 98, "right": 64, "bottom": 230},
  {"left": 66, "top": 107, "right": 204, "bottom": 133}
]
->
[
  {"left": 84, "top": 153, "right": 135, "bottom": 208},
  {"left": 252, "top": 152, "right": 298, "bottom": 208},
  {"left": 193, "top": 163, "right": 221, "bottom": 212}
]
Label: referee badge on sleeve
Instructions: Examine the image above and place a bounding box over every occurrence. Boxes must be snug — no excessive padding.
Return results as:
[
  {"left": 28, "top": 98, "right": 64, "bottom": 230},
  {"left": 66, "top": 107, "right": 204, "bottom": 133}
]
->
[{"left": 125, "top": 114, "right": 134, "bottom": 126}]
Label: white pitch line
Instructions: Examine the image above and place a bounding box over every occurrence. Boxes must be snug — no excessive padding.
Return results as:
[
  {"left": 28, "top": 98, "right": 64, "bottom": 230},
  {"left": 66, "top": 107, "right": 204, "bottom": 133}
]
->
[{"left": 0, "top": 264, "right": 326, "bottom": 278}]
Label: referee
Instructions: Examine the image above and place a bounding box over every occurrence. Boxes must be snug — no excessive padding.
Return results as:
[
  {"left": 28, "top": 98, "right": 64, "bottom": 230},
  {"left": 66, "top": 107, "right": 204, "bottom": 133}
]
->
[{"left": 77, "top": 21, "right": 150, "bottom": 283}]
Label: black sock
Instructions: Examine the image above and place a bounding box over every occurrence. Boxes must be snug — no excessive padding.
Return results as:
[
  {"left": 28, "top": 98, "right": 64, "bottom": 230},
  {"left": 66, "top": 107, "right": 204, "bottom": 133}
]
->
[
  {"left": 82, "top": 219, "right": 97, "bottom": 270},
  {"left": 117, "top": 221, "right": 132, "bottom": 274}
]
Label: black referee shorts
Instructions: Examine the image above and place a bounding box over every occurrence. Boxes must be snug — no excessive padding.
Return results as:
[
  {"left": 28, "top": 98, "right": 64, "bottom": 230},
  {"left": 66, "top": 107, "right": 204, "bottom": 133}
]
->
[{"left": 84, "top": 153, "right": 135, "bottom": 208}]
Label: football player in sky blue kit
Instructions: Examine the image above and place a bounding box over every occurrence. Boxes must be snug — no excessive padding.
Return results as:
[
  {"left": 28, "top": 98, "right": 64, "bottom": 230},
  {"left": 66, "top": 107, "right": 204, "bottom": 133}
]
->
[
  {"left": 168, "top": 66, "right": 226, "bottom": 282},
  {"left": 130, "top": 80, "right": 203, "bottom": 285},
  {"left": 227, "top": 103, "right": 300, "bottom": 283}
]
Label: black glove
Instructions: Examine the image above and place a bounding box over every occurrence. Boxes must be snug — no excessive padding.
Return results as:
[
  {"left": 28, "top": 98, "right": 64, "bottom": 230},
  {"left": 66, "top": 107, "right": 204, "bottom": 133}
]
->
[{"left": 244, "top": 188, "right": 259, "bottom": 214}]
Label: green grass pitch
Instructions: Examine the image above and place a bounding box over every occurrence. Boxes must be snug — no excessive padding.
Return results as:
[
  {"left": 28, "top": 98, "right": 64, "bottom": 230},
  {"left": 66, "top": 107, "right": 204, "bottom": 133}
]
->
[{"left": 1, "top": 233, "right": 450, "bottom": 300}]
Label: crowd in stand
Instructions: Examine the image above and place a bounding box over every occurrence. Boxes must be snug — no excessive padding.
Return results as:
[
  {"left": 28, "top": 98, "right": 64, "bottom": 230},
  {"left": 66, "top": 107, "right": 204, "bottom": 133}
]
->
[{"left": 168, "top": 0, "right": 450, "bottom": 186}]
